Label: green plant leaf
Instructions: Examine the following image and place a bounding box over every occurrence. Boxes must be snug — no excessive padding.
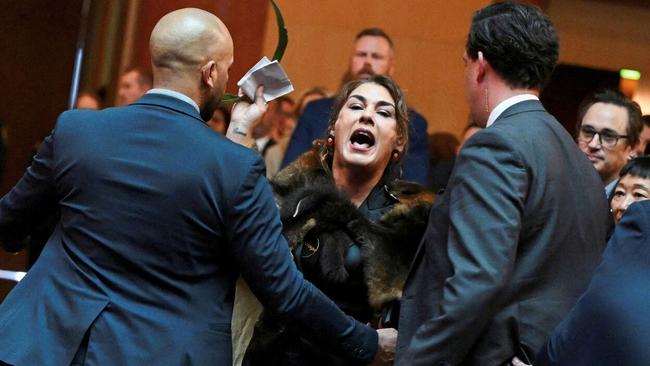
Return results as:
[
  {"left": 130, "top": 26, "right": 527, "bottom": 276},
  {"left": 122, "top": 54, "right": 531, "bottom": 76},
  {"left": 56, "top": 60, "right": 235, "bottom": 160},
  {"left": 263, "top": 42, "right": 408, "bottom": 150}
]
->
[
  {"left": 221, "top": 0, "right": 287, "bottom": 103},
  {"left": 220, "top": 93, "right": 241, "bottom": 105},
  {"left": 270, "top": 0, "right": 287, "bottom": 62}
]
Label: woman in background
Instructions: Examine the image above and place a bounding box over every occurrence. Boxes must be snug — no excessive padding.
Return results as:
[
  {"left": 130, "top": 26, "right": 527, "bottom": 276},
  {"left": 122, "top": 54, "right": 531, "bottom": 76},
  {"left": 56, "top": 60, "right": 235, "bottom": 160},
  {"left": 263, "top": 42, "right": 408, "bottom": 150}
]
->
[{"left": 611, "top": 156, "right": 650, "bottom": 224}]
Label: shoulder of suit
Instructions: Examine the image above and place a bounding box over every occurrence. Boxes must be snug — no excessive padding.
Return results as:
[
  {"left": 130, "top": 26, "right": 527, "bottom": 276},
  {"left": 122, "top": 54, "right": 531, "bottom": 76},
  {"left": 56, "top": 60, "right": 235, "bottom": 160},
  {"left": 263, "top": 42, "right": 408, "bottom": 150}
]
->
[
  {"left": 302, "top": 97, "right": 335, "bottom": 114},
  {"left": 55, "top": 108, "right": 104, "bottom": 129},
  {"left": 408, "top": 108, "right": 427, "bottom": 122}
]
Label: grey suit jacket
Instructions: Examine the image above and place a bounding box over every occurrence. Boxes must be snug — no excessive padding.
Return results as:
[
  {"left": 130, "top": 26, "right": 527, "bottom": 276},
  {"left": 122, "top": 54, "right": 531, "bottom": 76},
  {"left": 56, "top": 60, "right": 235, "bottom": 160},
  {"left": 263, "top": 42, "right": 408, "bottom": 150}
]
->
[{"left": 396, "top": 100, "right": 609, "bottom": 365}]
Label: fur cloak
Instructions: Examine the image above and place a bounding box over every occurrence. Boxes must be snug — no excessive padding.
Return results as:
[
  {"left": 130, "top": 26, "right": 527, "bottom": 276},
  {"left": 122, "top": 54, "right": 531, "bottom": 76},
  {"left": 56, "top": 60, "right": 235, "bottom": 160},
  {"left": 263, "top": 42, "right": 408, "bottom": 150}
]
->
[
  {"left": 271, "top": 150, "right": 434, "bottom": 311},
  {"left": 242, "top": 150, "right": 434, "bottom": 366}
]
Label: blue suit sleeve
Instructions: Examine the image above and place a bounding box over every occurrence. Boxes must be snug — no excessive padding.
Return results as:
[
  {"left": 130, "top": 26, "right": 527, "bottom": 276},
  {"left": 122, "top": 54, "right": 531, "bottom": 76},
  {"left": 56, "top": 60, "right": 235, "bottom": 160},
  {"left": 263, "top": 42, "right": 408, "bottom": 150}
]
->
[
  {"left": 401, "top": 111, "right": 430, "bottom": 185},
  {"left": 0, "top": 130, "right": 57, "bottom": 252},
  {"left": 224, "top": 156, "right": 378, "bottom": 362}
]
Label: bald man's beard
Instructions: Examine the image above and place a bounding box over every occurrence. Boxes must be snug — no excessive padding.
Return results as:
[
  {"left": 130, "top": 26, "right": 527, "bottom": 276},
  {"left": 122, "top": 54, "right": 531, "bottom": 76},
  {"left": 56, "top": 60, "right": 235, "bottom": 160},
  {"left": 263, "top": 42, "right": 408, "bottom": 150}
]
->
[{"left": 200, "top": 93, "right": 223, "bottom": 122}]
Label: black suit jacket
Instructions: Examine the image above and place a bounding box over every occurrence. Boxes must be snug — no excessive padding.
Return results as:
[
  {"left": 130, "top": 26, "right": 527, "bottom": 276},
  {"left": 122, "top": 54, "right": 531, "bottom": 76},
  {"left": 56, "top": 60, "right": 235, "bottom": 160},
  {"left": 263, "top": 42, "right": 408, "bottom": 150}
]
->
[
  {"left": 396, "top": 100, "right": 609, "bottom": 365},
  {"left": 538, "top": 200, "right": 650, "bottom": 366},
  {"left": 0, "top": 93, "right": 376, "bottom": 365}
]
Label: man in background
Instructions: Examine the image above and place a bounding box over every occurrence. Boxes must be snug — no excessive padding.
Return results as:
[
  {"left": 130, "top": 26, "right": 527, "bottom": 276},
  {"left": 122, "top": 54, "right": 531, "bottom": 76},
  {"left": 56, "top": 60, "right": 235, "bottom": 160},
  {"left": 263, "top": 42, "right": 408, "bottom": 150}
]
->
[
  {"left": 116, "top": 67, "right": 153, "bottom": 106},
  {"left": 576, "top": 89, "right": 642, "bottom": 197},
  {"left": 636, "top": 114, "right": 650, "bottom": 155}
]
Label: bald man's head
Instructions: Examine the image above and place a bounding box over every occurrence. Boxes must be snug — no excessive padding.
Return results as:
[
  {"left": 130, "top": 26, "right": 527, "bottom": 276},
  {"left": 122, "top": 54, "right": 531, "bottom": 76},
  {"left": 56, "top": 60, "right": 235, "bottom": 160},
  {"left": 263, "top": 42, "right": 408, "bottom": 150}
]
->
[{"left": 150, "top": 8, "right": 234, "bottom": 121}]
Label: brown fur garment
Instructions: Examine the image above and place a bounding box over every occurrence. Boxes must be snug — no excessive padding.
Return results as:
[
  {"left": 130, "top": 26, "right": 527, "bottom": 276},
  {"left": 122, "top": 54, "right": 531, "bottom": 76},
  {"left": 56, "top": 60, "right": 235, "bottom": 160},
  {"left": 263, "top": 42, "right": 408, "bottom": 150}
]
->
[{"left": 271, "top": 150, "right": 434, "bottom": 308}]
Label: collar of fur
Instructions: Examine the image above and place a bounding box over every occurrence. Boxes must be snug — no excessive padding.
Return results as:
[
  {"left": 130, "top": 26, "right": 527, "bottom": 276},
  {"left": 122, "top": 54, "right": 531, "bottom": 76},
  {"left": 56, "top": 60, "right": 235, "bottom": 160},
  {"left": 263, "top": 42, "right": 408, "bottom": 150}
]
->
[{"left": 272, "top": 150, "right": 434, "bottom": 309}]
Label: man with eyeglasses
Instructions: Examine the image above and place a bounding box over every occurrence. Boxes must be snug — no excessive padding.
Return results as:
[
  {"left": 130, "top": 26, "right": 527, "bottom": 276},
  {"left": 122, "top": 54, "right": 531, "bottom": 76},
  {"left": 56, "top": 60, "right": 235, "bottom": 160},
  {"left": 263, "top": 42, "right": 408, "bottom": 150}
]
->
[{"left": 577, "top": 89, "right": 643, "bottom": 198}]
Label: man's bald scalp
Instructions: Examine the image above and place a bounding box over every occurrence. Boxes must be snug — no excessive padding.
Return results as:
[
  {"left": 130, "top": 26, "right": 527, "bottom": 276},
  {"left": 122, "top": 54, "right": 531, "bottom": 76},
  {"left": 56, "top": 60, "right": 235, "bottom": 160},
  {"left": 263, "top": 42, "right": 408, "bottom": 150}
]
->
[{"left": 150, "top": 8, "right": 231, "bottom": 71}]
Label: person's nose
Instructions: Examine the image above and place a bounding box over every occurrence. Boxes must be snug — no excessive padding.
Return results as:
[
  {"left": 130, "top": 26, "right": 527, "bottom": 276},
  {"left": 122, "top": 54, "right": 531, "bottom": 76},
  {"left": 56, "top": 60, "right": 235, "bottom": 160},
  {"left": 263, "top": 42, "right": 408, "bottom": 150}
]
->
[
  {"left": 360, "top": 108, "right": 375, "bottom": 125},
  {"left": 621, "top": 194, "right": 635, "bottom": 210},
  {"left": 587, "top": 132, "right": 602, "bottom": 149}
]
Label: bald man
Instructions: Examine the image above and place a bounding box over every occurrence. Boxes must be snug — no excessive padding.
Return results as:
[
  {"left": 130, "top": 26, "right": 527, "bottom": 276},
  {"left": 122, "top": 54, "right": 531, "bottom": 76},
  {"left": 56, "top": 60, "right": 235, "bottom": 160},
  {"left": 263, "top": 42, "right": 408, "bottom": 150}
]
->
[{"left": 0, "top": 8, "right": 388, "bottom": 365}]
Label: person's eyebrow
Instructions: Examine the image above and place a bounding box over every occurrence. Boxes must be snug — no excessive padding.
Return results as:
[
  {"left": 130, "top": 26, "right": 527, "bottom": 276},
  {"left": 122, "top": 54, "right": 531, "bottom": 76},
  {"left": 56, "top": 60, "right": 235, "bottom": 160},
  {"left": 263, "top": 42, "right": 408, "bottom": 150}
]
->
[
  {"left": 600, "top": 128, "right": 620, "bottom": 135},
  {"left": 349, "top": 94, "right": 395, "bottom": 109}
]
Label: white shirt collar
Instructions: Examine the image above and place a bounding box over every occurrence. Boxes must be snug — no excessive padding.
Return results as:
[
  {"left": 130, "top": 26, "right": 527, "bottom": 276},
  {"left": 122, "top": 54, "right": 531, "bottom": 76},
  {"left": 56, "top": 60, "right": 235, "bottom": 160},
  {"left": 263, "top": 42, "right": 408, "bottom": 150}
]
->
[
  {"left": 605, "top": 179, "right": 618, "bottom": 198},
  {"left": 146, "top": 88, "right": 200, "bottom": 114},
  {"left": 486, "top": 94, "right": 539, "bottom": 128}
]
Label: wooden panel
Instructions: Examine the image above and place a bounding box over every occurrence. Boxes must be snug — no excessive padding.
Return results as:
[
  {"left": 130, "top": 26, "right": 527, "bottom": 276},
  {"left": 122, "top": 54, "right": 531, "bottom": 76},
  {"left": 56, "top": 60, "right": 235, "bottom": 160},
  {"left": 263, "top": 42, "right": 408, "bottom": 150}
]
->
[
  {"left": 547, "top": 0, "right": 650, "bottom": 118},
  {"left": 129, "top": 0, "right": 269, "bottom": 94},
  {"left": 0, "top": 0, "right": 84, "bottom": 300}
]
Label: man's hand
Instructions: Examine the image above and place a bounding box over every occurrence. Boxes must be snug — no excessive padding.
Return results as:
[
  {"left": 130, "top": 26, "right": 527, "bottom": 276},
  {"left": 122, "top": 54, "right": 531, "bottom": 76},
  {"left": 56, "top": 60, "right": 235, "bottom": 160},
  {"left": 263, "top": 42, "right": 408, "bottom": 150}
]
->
[
  {"left": 373, "top": 328, "right": 398, "bottom": 366},
  {"left": 226, "top": 85, "right": 267, "bottom": 148}
]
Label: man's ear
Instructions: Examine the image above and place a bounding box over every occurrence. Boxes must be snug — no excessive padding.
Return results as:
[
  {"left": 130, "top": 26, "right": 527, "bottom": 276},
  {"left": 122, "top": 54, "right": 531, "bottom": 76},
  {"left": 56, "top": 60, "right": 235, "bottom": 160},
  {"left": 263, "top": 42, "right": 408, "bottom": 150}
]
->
[
  {"left": 476, "top": 51, "right": 487, "bottom": 83},
  {"left": 201, "top": 61, "right": 217, "bottom": 88}
]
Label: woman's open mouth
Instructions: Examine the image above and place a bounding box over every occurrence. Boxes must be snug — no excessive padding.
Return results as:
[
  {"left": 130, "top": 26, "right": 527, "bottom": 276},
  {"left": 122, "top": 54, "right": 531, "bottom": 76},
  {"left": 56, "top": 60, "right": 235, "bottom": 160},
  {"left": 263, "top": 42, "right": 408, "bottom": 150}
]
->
[{"left": 349, "top": 128, "right": 375, "bottom": 151}]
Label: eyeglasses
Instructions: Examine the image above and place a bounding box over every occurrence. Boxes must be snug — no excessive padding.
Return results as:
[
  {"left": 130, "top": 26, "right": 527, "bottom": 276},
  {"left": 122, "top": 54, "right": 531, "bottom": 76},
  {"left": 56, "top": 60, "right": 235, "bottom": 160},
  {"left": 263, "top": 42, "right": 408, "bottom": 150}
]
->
[{"left": 578, "top": 125, "right": 628, "bottom": 149}]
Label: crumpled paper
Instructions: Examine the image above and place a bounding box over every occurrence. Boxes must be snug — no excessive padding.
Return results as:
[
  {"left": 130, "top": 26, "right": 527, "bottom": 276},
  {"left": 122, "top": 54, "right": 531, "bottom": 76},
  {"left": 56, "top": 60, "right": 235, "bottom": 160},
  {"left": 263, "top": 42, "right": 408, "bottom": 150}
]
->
[{"left": 237, "top": 56, "right": 294, "bottom": 102}]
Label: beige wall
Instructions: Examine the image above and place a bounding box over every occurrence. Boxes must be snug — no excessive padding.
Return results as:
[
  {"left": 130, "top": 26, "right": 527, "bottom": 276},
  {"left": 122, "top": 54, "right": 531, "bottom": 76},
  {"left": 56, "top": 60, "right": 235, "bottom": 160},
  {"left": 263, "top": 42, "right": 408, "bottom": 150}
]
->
[
  {"left": 260, "top": 0, "right": 650, "bottom": 139},
  {"left": 260, "top": 0, "right": 490, "bottom": 137},
  {"left": 547, "top": 0, "right": 650, "bottom": 113}
]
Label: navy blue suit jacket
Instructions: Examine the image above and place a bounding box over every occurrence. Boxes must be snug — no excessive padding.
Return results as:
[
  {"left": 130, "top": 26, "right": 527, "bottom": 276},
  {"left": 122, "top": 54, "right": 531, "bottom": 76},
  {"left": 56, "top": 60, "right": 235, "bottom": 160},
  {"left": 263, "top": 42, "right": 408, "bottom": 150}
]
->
[
  {"left": 538, "top": 200, "right": 650, "bottom": 366},
  {"left": 396, "top": 100, "right": 609, "bottom": 365},
  {"left": 0, "top": 93, "right": 376, "bottom": 365},
  {"left": 281, "top": 97, "right": 430, "bottom": 185}
]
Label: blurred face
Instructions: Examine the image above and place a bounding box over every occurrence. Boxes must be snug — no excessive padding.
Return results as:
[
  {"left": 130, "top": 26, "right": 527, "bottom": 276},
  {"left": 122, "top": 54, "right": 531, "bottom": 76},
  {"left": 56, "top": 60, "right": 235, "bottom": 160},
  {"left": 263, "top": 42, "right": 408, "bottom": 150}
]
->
[
  {"left": 578, "top": 102, "right": 632, "bottom": 185},
  {"left": 636, "top": 124, "right": 650, "bottom": 155},
  {"left": 117, "top": 71, "right": 149, "bottom": 106},
  {"left": 348, "top": 36, "right": 394, "bottom": 79},
  {"left": 332, "top": 82, "right": 403, "bottom": 173},
  {"left": 611, "top": 174, "right": 650, "bottom": 224},
  {"left": 76, "top": 94, "right": 100, "bottom": 110},
  {"left": 278, "top": 100, "right": 296, "bottom": 137}
]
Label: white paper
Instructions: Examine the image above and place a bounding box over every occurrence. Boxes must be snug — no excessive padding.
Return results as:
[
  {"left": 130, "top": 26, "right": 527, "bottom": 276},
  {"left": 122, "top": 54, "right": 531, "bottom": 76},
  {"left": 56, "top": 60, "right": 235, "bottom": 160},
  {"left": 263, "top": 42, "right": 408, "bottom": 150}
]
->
[{"left": 237, "top": 56, "right": 294, "bottom": 102}]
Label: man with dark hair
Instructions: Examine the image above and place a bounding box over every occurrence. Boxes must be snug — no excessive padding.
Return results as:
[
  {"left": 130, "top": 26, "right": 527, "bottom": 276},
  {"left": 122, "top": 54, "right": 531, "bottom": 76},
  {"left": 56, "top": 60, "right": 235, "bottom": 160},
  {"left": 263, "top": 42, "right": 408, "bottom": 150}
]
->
[
  {"left": 576, "top": 89, "right": 642, "bottom": 197},
  {"left": 116, "top": 67, "right": 153, "bottom": 106},
  {"left": 396, "top": 3, "right": 609, "bottom": 365},
  {"left": 280, "top": 28, "right": 430, "bottom": 185},
  {"left": 636, "top": 115, "right": 650, "bottom": 155}
]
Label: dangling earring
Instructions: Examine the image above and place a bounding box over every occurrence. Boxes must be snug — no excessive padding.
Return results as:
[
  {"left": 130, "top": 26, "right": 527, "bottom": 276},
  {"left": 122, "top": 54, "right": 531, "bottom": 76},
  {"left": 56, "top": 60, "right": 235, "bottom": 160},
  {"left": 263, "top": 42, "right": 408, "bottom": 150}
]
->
[
  {"left": 327, "top": 135, "right": 334, "bottom": 146},
  {"left": 484, "top": 88, "right": 489, "bottom": 113},
  {"left": 391, "top": 150, "right": 400, "bottom": 161}
]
